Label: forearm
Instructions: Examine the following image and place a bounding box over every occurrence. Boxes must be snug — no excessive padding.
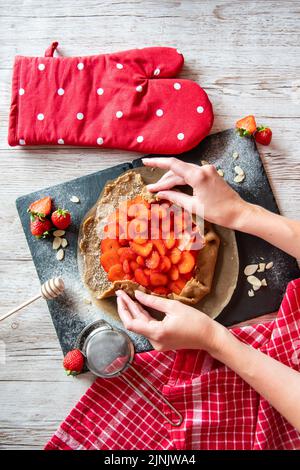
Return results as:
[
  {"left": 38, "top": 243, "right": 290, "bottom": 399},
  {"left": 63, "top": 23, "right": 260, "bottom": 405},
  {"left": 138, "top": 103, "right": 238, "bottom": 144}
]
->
[
  {"left": 210, "top": 328, "right": 300, "bottom": 432},
  {"left": 235, "top": 203, "right": 300, "bottom": 259}
]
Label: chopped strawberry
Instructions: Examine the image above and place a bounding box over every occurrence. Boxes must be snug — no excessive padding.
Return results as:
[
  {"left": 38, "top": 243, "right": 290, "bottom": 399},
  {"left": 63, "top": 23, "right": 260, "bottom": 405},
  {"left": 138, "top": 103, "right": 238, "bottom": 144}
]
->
[
  {"left": 150, "top": 272, "right": 168, "bottom": 286},
  {"left": 128, "top": 218, "right": 148, "bottom": 239},
  {"left": 178, "top": 251, "right": 195, "bottom": 274},
  {"left": 130, "top": 261, "right": 139, "bottom": 271},
  {"left": 134, "top": 268, "right": 149, "bottom": 287},
  {"left": 136, "top": 255, "right": 145, "bottom": 266},
  {"left": 101, "top": 239, "right": 121, "bottom": 252},
  {"left": 28, "top": 196, "right": 52, "bottom": 218},
  {"left": 108, "top": 264, "right": 126, "bottom": 282},
  {"left": 236, "top": 115, "right": 257, "bottom": 137},
  {"left": 145, "top": 250, "right": 160, "bottom": 270},
  {"left": 122, "top": 259, "right": 131, "bottom": 274},
  {"left": 118, "top": 247, "right": 136, "bottom": 263},
  {"left": 170, "top": 247, "right": 182, "bottom": 264},
  {"left": 100, "top": 250, "right": 120, "bottom": 272},
  {"left": 164, "top": 233, "right": 176, "bottom": 250},
  {"left": 130, "top": 241, "right": 153, "bottom": 257},
  {"left": 160, "top": 255, "right": 171, "bottom": 272},
  {"left": 169, "top": 278, "right": 186, "bottom": 295},
  {"left": 128, "top": 202, "right": 150, "bottom": 220},
  {"left": 152, "top": 239, "right": 166, "bottom": 257},
  {"left": 153, "top": 287, "right": 169, "bottom": 296},
  {"left": 170, "top": 265, "right": 179, "bottom": 281}
]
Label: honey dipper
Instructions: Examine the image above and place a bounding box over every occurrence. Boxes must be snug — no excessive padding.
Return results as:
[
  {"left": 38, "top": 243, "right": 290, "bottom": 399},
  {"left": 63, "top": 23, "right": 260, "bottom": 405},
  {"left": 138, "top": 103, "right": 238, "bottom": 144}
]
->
[{"left": 0, "top": 277, "right": 65, "bottom": 322}]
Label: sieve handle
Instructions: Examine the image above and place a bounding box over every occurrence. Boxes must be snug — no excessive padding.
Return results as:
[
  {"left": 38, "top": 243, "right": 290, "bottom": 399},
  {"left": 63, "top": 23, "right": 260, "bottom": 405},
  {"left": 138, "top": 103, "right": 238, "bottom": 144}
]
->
[{"left": 122, "top": 364, "right": 183, "bottom": 427}]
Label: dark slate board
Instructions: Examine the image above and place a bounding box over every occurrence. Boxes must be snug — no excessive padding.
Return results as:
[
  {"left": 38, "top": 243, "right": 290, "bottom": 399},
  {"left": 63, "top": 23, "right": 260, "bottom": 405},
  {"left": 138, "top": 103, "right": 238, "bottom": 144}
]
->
[{"left": 16, "top": 129, "right": 300, "bottom": 354}]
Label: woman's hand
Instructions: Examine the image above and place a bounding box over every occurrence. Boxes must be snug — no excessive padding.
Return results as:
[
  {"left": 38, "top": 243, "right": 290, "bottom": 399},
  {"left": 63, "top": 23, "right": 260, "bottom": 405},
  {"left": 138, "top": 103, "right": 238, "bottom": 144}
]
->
[
  {"left": 143, "top": 157, "right": 251, "bottom": 230},
  {"left": 116, "top": 289, "right": 226, "bottom": 354}
]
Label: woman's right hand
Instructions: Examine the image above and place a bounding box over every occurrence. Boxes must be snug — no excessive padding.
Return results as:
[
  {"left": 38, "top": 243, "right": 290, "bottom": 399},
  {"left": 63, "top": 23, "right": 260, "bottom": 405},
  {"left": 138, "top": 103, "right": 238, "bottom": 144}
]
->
[{"left": 143, "top": 157, "right": 251, "bottom": 230}]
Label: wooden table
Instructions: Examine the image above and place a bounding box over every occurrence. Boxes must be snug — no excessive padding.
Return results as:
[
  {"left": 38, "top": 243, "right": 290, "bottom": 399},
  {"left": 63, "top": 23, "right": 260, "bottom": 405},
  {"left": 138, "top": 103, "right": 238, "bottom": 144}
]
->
[{"left": 0, "top": 0, "right": 299, "bottom": 450}]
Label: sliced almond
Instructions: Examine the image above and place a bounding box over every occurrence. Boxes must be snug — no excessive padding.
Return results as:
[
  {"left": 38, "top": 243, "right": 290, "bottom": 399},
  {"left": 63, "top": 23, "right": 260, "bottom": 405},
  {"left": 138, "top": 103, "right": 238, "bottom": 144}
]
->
[
  {"left": 217, "top": 169, "right": 224, "bottom": 177},
  {"left": 52, "top": 237, "right": 62, "bottom": 250},
  {"left": 257, "top": 263, "right": 266, "bottom": 273},
  {"left": 61, "top": 238, "right": 68, "bottom": 248},
  {"left": 70, "top": 195, "right": 80, "bottom": 203},
  {"left": 247, "top": 275, "right": 262, "bottom": 288},
  {"left": 201, "top": 160, "right": 209, "bottom": 166},
  {"left": 83, "top": 298, "right": 92, "bottom": 305},
  {"left": 232, "top": 151, "right": 239, "bottom": 160},
  {"left": 234, "top": 165, "right": 245, "bottom": 176},
  {"left": 253, "top": 284, "right": 261, "bottom": 291},
  {"left": 56, "top": 249, "right": 64, "bottom": 261},
  {"left": 248, "top": 289, "right": 254, "bottom": 297},
  {"left": 266, "top": 261, "right": 274, "bottom": 270},
  {"left": 53, "top": 229, "right": 65, "bottom": 237},
  {"left": 261, "top": 278, "right": 268, "bottom": 287},
  {"left": 234, "top": 174, "right": 245, "bottom": 183},
  {"left": 244, "top": 264, "right": 258, "bottom": 276}
]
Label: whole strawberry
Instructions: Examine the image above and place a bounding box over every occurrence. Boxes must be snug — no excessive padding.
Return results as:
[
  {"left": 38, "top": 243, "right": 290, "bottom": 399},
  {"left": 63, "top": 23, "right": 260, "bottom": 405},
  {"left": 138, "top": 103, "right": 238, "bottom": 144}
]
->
[
  {"left": 51, "top": 208, "right": 71, "bottom": 229},
  {"left": 63, "top": 349, "right": 84, "bottom": 376},
  {"left": 30, "top": 217, "right": 52, "bottom": 238},
  {"left": 255, "top": 126, "right": 272, "bottom": 146}
]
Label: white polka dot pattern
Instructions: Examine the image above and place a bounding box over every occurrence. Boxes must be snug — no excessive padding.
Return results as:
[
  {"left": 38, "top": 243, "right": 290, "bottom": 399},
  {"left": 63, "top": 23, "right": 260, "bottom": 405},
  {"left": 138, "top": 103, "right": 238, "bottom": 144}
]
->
[
  {"left": 77, "top": 113, "right": 84, "bottom": 120},
  {"left": 136, "top": 136, "right": 144, "bottom": 143},
  {"left": 174, "top": 82, "right": 181, "bottom": 90},
  {"left": 177, "top": 133, "right": 184, "bottom": 140},
  {"left": 197, "top": 106, "right": 204, "bottom": 113},
  {"left": 116, "top": 111, "right": 123, "bottom": 119},
  {"left": 57, "top": 88, "right": 64, "bottom": 96},
  {"left": 97, "top": 88, "right": 104, "bottom": 95},
  {"left": 37, "top": 113, "right": 44, "bottom": 121},
  {"left": 97, "top": 137, "right": 104, "bottom": 145},
  {"left": 57, "top": 138, "right": 64, "bottom": 145},
  {"left": 116, "top": 63, "right": 123, "bottom": 70},
  {"left": 77, "top": 63, "right": 84, "bottom": 70},
  {"left": 19, "top": 139, "right": 26, "bottom": 145},
  {"left": 154, "top": 68, "right": 160, "bottom": 76},
  {"left": 38, "top": 64, "right": 45, "bottom": 71},
  {"left": 156, "top": 109, "right": 163, "bottom": 117},
  {"left": 136, "top": 85, "right": 143, "bottom": 92},
  {"left": 19, "top": 88, "right": 25, "bottom": 95}
]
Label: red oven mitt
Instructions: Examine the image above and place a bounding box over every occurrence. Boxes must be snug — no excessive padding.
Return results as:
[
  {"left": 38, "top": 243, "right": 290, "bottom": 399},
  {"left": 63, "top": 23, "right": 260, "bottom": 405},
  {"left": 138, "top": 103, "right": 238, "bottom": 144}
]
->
[{"left": 8, "top": 42, "right": 213, "bottom": 154}]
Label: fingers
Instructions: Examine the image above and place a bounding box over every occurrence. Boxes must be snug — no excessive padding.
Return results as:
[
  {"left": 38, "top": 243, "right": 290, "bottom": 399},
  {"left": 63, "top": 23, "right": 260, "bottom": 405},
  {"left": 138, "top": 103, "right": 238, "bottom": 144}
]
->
[
  {"left": 135, "top": 290, "right": 176, "bottom": 313},
  {"left": 116, "top": 290, "right": 151, "bottom": 321},
  {"left": 147, "top": 173, "right": 186, "bottom": 193},
  {"left": 116, "top": 292, "right": 160, "bottom": 338},
  {"left": 142, "top": 157, "right": 200, "bottom": 187},
  {"left": 156, "top": 190, "right": 199, "bottom": 215}
]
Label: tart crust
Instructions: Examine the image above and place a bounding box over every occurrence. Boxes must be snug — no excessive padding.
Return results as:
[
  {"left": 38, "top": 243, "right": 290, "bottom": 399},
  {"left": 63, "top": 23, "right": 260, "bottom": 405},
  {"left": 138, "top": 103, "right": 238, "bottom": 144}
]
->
[{"left": 79, "top": 171, "right": 220, "bottom": 305}]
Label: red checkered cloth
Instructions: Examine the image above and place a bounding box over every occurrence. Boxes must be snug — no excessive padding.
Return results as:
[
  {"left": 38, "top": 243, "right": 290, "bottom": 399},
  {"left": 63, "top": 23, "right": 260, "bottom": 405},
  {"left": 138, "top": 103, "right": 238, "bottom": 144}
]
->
[{"left": 45, "top": 279, "right": 300, "bottom": 450}]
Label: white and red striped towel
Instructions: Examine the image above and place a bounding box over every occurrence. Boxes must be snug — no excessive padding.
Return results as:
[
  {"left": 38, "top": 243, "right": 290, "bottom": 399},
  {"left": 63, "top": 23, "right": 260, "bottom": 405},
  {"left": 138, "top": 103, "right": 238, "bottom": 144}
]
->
[{"left": 45, "top": 279, "right": 300, "bottom": 450}]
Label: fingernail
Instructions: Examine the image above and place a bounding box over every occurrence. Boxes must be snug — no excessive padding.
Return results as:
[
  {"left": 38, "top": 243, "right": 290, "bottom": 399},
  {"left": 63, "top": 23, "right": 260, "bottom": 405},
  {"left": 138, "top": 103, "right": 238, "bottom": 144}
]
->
[
  {"left": 135, "top": 289, "right": 145, "bottom": 296},
  {"left": 115, "top": 290, "right": 122, "bottom": 296},
  {"left": 146, "top": 184, "right": 155, "bottom": 190},
  {"left": 142, "top": 158, "right": 150, "bottom": 162}
]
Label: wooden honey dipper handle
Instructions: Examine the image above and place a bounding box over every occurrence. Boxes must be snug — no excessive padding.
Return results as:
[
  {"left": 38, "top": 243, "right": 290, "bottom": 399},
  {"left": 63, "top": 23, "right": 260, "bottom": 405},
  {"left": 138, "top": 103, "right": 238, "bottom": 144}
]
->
[{"left": 0, "top": 277, "right": 65, "bottom": 323}]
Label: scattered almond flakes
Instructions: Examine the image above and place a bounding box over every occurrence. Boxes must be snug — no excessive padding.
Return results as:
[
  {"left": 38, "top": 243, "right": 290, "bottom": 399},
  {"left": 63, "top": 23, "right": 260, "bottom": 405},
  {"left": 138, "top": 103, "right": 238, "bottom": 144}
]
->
[
  {"left": 247, "top": 275, "right": 262, "bottom": 288},
  {"left": 244, "top": 264, "right": 258, "bottom": 276},
  {"left": 253, "top": 284, "right": 261, "bottom": 291},
  {"left": 248, "top": 289, "right": 254, "bottom": 297},
  {"left": 52, "top": 237, "right": 62, "bottom": 250},
  {"left": 234, "top": 174, "right": 245, "bottom": 183},
  {"left": 234, "top": 166, "right": 245, "bottom": 176},
  {"left": 261, "top": 278, "right": 268, "bottom": 287},
  {"left": 70, "top": 195, "right": 80, "bottom": 203},
  {"left": 61, "top": 238, "right": 68, "bottom": 248},
  {"left": 56, "top": 249, "right": 65, "bottom": 261},
  {"left": 83, "top": 298, "right": 92, "bottom": 305},
  {"left": 217, "top": 169, "right": 224, "bottom": 177},
  {"left": 53, "top": 229, "right": 65, "bottom": 237},
  {"left": 232, "top": 151, "right": 239, "bottom": 160},
  {"left": 266, "top": 261, "right": 274, "bottom": 270},
  {"left": 257, "top": 263, "right": 266, "bottom": 273},
  {"left": 201, "top": 160, "right": 209, "bottom": 166}
]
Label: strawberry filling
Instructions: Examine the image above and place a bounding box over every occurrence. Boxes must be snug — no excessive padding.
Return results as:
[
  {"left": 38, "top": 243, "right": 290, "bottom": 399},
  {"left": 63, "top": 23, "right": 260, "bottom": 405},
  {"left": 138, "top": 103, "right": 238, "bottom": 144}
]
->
[{"left": 100, "top": 196, "right": 202, "bottom": 296}]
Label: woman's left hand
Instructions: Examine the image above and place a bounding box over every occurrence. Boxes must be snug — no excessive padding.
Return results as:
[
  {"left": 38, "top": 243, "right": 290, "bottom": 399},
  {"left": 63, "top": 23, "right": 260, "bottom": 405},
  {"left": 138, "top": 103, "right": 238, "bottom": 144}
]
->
[{"left": 116, "top": 289, "right": 226, "bottom": 353}]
